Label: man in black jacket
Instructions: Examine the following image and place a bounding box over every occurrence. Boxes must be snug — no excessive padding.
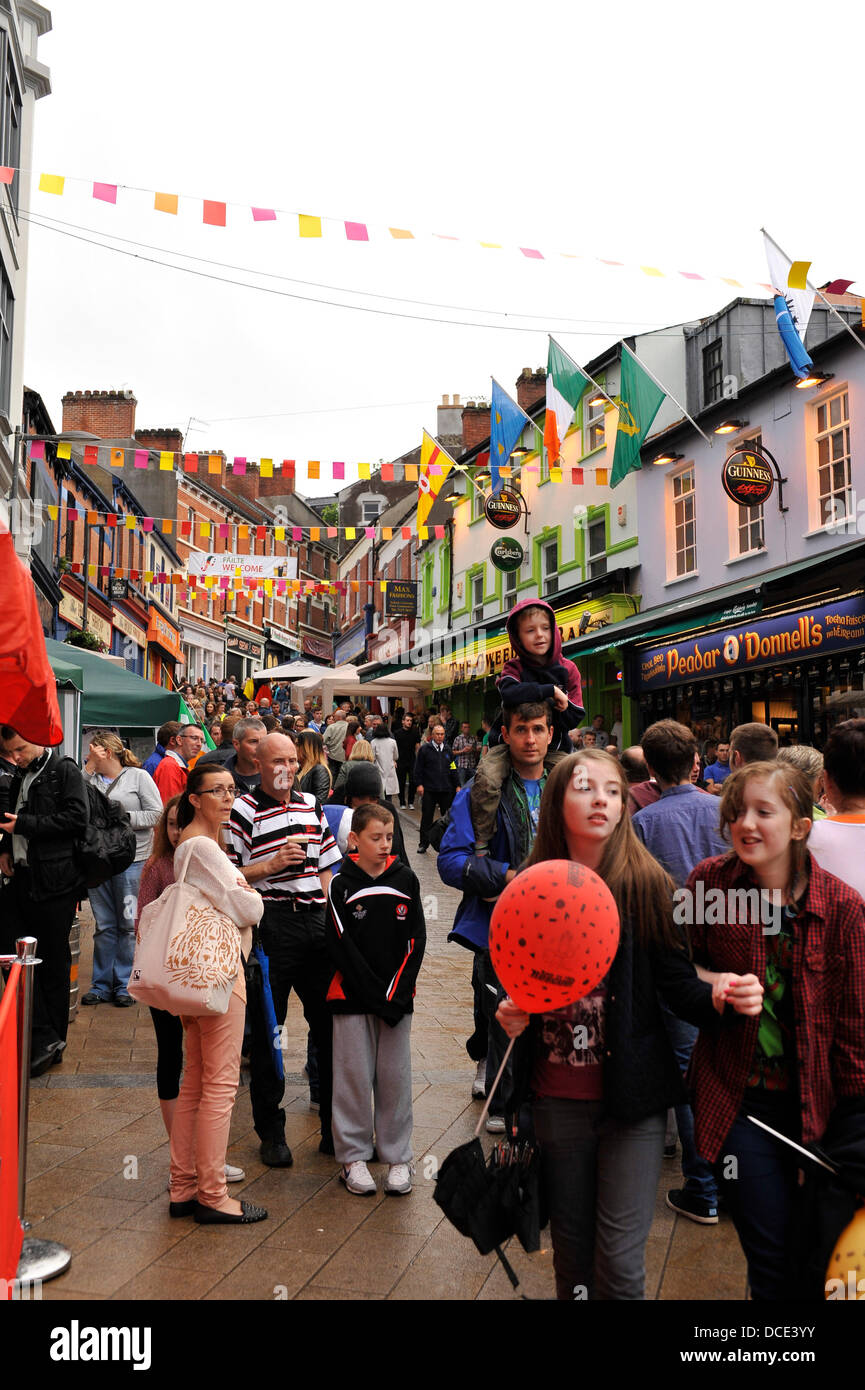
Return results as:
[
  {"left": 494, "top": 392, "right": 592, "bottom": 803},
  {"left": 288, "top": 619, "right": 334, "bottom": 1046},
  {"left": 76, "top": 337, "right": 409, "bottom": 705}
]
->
[
  {"left": 413, "top": 722, "right": 456, "bottom": 853},
  {"left": 197, "top": 715, "right": 264, "bottom": 793},
  {"left": 0, "top": 726, "right": 88, "bottom": 1074}
]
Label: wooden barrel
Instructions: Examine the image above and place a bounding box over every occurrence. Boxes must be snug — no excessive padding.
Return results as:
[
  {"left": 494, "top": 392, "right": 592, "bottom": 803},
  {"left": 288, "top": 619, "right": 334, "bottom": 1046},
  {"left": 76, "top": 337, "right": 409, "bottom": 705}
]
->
[{"left": 68, "top": 915, "right": 80, "bottom": 1022}]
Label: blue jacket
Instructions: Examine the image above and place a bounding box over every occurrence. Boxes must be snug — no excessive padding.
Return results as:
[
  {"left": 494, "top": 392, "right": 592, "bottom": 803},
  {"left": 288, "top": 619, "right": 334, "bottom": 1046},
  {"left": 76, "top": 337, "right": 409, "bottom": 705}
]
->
[
  {"left": 142, "top": 743, "right": 165, "bottom": 777},
  {"left": 438, "top": 774, "right": 528, "bottom": 953}
]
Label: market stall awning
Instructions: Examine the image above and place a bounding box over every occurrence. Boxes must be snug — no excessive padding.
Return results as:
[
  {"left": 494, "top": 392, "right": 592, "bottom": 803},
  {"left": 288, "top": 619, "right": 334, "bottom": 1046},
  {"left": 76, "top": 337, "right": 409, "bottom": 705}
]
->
[{"left": 45, "top": 639, "right": 181, "bottom": 729}]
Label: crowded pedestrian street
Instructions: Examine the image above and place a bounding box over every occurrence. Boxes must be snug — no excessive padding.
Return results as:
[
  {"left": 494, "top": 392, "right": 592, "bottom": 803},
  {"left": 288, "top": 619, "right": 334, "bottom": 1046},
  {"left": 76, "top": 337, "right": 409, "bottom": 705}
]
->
[{"left": 24, "top": 806, "right": 747, "bottom": 1303}]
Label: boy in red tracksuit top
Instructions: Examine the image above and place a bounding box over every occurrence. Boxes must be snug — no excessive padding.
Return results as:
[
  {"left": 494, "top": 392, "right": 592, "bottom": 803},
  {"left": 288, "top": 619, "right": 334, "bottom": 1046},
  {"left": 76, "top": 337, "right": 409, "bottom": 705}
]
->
[{"left": 326, "top": 802, "right": 426, "bottom": 1197}]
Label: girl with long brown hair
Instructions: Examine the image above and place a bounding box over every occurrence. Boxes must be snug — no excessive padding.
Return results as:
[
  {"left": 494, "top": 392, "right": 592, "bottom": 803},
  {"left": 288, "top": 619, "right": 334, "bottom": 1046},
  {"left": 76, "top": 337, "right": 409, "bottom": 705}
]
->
[
  {"left": 685, "top": 760, "right": 865, "bottom": 1300},
  {"left": 497, "top": 749, "right": 752, "bottom": 1300}
]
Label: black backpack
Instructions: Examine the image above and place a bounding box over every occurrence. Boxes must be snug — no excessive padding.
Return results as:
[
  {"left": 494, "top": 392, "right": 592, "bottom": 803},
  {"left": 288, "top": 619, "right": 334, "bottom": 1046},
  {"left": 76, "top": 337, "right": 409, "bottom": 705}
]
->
[{"left": 47, "top": 759, "right": 137, "bottom": 889}]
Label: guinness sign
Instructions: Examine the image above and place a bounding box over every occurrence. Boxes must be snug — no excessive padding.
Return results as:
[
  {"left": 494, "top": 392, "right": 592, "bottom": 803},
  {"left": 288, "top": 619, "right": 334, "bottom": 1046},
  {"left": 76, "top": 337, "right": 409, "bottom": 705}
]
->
[
  {"left": 484, "top": 488, "right": 522, "bottom": 530},
  {"left": 722, "top": 448, "right": 775, "bottom": 506}
]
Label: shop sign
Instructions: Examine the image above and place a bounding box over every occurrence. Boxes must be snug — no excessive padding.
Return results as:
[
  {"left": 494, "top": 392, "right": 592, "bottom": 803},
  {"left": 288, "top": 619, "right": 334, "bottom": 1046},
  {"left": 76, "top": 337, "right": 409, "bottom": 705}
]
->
[
  {"left": 490, "top": 537, "right": 524, "bottom": 572},
  {"left": 109, "top": 576, "right": 129, "bottom": 601},
  {"left": 433, "top": 593, "right": 631, "bottom": 687},
  {"left": 302, "top": 633, "right": 333, "bottom": 661},
  {"left": 146, "top": 608, "right": 183, "bottom": 661},
  {"left": 721, "top": 448, "right": 775, "bottom": 506},
  {"left": 385, "top": 581, "right": 418, "bottom": 617},
  {"left": 265, "top": 621, "right": 299, "bottom": 652},
  {"left": 484, "top": 489, "right": 522, "bottom": 530},
  {"left": 187, "top": 553, "right": 297, "bottom": 580},
  {"left": 635, "top": 594, "right": 865, "bottom": 692},
  {"left": 226, "top": 632, "right": 263, "bottom": 660},
  {"left": 112, "top": 607, "right": 146, "bottom": 647},
  {"left": 59, "top": 591, "right": 112, "bottom": 648}
]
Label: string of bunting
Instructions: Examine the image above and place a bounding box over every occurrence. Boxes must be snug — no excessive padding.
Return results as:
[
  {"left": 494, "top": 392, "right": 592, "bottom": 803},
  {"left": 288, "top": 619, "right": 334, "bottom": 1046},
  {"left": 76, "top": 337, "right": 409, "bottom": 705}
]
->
[
  {"left": 21, "top": 164, "right": 793, "bottom": 291},
  {"left": 30, "top": 438, "right": 604, "bottom": 490},
  {"left": 60, "top": 558, "right": 387, "bottom": 597}
]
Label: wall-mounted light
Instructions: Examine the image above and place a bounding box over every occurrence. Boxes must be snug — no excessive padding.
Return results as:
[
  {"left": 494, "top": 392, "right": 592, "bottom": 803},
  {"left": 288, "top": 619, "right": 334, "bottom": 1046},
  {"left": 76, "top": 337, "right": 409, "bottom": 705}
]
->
[
  {"left": 587, "top": 393, "right": 606, "bottom": 409},
  {"left": 795, "top": 370, "right": 834, "bottom": 390},
  {"left": 510, "top": 445, "right": 532, "bottom": 460},
  {"left": 714, "top": 419, "right": 748, "bottom": 435},
  {"left": 653, "top": 450, "right": 684, "bottom": 466}
]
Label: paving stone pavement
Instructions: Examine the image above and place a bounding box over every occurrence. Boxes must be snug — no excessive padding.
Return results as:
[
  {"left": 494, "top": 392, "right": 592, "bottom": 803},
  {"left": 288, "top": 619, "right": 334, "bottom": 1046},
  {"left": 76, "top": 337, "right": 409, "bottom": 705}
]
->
[{"left": 25, "top": 807, "right": 747, "bottom": 1302}]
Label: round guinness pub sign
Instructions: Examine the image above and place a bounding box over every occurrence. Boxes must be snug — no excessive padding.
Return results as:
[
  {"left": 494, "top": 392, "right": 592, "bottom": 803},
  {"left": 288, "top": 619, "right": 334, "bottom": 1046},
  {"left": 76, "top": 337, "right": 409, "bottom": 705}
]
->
[
  {"left": 721, "top": 448, "right": 775, "bottom": 506},
  {"left": 484, "top": 488, "right": 522, "bottom": 530}
]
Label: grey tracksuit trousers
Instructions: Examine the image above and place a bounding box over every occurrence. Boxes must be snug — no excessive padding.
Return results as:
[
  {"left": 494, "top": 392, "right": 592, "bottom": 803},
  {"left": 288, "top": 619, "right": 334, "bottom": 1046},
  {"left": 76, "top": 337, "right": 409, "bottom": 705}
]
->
[{"left": 331, "top": 1013, "right": 413, "bottom": 1165}]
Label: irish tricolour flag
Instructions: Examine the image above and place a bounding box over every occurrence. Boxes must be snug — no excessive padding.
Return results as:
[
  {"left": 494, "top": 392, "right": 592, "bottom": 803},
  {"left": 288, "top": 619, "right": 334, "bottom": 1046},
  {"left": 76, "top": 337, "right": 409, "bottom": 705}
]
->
[{"left": 544, "top": 338, "right": 589, "bottom": 463}]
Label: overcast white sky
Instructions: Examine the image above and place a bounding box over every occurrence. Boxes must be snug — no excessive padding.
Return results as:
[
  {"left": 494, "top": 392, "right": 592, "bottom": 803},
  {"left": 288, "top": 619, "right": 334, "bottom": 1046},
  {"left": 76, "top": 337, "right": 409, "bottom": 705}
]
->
[{"left": 22, "top": 0, "right": 865, "bottom": 494}]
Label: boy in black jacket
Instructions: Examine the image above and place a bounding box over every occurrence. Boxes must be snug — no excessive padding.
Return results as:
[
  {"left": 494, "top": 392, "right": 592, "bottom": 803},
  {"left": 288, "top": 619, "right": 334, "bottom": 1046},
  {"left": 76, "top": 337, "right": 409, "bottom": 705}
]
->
[{"left": 326, "top": 803, "right": 426, "bottom": 1196}]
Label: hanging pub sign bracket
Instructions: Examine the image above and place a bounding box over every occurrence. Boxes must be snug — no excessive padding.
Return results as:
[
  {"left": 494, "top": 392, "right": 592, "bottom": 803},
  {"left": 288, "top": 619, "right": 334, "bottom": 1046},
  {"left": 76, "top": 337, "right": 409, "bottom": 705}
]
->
[{"left": 721, "top": 445, "right": 788, "bottom": 514}]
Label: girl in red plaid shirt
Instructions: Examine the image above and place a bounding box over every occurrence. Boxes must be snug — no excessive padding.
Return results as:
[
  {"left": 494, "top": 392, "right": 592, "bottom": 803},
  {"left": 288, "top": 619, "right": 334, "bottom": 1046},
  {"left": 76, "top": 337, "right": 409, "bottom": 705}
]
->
[{"left": 686, "top": 760, "right": 865, "bottom": 1300}]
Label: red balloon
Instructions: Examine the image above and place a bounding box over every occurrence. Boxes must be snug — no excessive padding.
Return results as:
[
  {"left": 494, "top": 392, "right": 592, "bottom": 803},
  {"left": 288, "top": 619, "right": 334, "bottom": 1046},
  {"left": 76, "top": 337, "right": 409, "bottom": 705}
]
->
[{"left": 489, "top": 860, "right": 620, "bottom": 1012}]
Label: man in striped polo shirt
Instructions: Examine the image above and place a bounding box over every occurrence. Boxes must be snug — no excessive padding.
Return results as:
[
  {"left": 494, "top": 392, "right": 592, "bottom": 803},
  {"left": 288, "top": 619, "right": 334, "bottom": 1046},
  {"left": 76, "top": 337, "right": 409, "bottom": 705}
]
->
[{"left": 226, "top": 732, "right": 342, "bottom": 1167}]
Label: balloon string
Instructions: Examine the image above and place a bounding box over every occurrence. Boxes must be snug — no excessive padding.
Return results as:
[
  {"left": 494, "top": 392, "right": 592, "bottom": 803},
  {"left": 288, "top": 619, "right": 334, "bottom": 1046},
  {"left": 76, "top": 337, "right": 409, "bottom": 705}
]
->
[{"left": 474, "top": 1036, "right": 516, "bottom": 1140}]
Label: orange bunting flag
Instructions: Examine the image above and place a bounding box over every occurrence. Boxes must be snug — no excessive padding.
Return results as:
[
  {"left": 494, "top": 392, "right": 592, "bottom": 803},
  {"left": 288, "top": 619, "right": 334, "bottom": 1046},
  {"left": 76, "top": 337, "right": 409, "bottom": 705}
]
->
[
  {"left": 307, "top": 460, "right": 320, "bottom": 479},
  {"left": 110, "top": 448, "right": 124, "bottom": 468},
  {"left": 154, "top": 191, "right": 178, "bottom": 215},
  {"left": 208, "top": 454, "right": 222, "bottom": 473}
]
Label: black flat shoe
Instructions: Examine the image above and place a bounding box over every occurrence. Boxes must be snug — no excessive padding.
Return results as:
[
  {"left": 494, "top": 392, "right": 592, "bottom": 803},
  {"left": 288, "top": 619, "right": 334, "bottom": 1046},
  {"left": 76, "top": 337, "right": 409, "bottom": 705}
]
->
[
  {"left": 169, "top": 1199, "right": 197, "bottom": 1218},
  {"left": 193, "top": 1200, "right": 268, "bottom": 1225}
]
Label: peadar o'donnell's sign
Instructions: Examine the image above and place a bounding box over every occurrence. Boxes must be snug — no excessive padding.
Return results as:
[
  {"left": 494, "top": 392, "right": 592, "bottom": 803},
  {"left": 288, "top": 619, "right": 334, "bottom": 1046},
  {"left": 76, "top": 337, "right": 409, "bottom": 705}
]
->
[
  {"left": 721, "top": 448, "right": 775, "bottom": 506},
  {"left": 484, "top": 488, "right": 522, "bottom": 530},
  {"left": 635, "top": 594, "right": 865, "bottom": 691}
]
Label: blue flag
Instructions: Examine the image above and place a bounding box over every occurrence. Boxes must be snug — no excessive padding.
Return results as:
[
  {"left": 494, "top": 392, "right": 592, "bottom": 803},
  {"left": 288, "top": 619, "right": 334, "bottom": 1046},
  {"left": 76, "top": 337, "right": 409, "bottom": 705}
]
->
[{"left": 490, "top": 379, "right": 532, "bottom": 496}]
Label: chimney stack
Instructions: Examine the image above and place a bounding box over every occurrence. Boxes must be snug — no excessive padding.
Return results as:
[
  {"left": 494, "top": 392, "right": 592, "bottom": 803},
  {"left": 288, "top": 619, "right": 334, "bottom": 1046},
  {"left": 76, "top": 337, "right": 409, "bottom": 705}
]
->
[
  {"left": 516, "top": 367, "right": 546, "bottom": 413},
  {"left": 61, "top": 388, "right": 138, "bottom": 438},
  {"left": 461, "top": 400, "right": 492, "bottom": 453},
  {"left": 135, "top": 427, "right": 183, "bottom": 454},
  {"left": 437, "top": 393, "right": 464, "bottom": 453}
]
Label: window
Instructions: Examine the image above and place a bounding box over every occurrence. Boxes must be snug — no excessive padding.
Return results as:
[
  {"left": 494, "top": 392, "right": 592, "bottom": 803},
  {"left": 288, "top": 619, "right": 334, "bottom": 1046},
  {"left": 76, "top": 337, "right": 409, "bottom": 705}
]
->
[
  {"left": 0, "top": 33, "right": 20, "bottom": 215},
  {"left": 543, "top": 539, "right": 558, "bottom": 596},
  {"left": 703, "top": 340, "right": 723, "bottom": 406},
  {"left": 503, "top": 566, "right": 518, "bottom": 611},
  {"left": 0, "top": 258, "right": 13, "bottom": 416},
  {"left": 587, "top": 516, "right": 607, "bottom": 578},
  {"left": 305, "top": 596, "right": 312, "bottom": 626},
  {"left": 471, "top": 572, "right": 484, "bottom": 622},
  {"left": 732, "top": 433, "right": 765, "bottom": 556},
  {"left": 361, "top": 498, "right": 384, "bottom": 524},
  {"left": 583, "top": 395, "right": 605, "bottom": 454},
  {"left": 815, "top": 390, "right": 851, "bottom": 525},
  {"left": 671, "top": 468, "right": 696, "bottom": 577}
]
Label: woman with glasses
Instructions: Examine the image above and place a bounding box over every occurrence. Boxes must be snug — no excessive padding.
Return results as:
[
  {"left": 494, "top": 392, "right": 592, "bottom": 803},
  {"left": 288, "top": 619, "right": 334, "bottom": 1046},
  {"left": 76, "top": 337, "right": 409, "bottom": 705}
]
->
[{"left": 166, "top": 764, "right": 268, "bottom": 1225}]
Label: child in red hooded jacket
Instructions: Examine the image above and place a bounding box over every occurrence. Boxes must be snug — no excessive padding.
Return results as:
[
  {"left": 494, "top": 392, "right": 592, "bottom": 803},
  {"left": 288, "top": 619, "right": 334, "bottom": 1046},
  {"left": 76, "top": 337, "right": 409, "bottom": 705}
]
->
[{"left": 470, "top": 599, "right": 584, "bottom": 854}]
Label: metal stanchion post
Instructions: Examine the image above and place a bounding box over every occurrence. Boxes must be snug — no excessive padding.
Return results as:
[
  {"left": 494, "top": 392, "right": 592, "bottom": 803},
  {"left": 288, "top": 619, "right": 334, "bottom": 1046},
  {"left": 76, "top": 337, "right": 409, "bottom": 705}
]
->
[{"left": 11, "top": 935, "right": 72, "bottom": 1287}]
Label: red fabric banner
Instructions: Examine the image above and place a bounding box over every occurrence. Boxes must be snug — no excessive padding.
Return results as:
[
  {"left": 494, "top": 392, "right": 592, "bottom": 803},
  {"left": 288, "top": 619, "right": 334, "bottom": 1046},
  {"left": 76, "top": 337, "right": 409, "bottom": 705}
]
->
[
  {"left": 0, "top": 532, "right": 63, "bottom": 744},
  {"left": 0, "top": 962, "right": 22, "bottom": 1292}
]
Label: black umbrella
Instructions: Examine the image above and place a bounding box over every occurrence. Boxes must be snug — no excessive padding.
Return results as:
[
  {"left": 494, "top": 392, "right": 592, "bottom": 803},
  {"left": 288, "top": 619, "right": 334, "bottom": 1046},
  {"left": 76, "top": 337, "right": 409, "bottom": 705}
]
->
[{"left": 433, "top": 1040, "right": 548, "bottom": 1294}]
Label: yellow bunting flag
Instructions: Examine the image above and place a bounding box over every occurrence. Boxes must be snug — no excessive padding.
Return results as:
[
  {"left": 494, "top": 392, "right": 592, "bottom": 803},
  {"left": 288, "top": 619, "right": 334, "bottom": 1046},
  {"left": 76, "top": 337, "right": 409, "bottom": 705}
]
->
[
  {"left": 260, "top": 457, "right": 273, "bottom": 478},
  {"left": 380, "top": 581, "right": 387, "bottom": 593},
  {"left": 641, "top": 266, "right": 663, "bottom": 277},
  {"left": 275, "top": 527, "right": 285, "bottom": 541},
  {"left": 345, "top": 527, "right": 356, "bottom": 540},
  {"left": 550, "top": 467, "right": 563, "bottom": 483},
  {"left": 418, "top": 526, "right": 429, "bottom": 540},
  {"left": 200, "top": 522, "right": 211, "bottom": 538},
  {"left": 144, "top": 571, "right": 153, "bottom": 583},
  {"left": 88, "top": 565, "right": 96, "bottom": 579},
  {"left": 155, "top": 191, "right": 178, "bottom": 215},
  {"left": 788, "top": 260, "right": 812, "bottom": 291},
  {"left": 110, "top": 448, "right": 124, "bottom": 468},
  {"left": 299, "top": 214, "right": 322, "bottom": 238},
  {"left": 208, "top": 454, "right": 222, "bottom": 473},
  {"left": 264, "top": 580, "right": 273, "bottom": 595},
  {"left": 125, "top": 515, "right": 136, "bottom": 529},
  {"left": 57, "top": 442, "right": 71, "bottom": 460},
  {"left": 596, "top": 468, "right": 608, "bottom": 486},
  {"left": 357, "top": 462, "right": 371, "bottom": 480},
  {"left": 39, "top": 173, "right": 65, "bottom": 196},
  {"left": 159, "top": 451, "right": 174, "bottom": 471},
  {"left": 47, "top": 505, "right": 58, "bottom": 521},
  {"left": 307, "top": 460, "right": 320, "bottom": 479}
]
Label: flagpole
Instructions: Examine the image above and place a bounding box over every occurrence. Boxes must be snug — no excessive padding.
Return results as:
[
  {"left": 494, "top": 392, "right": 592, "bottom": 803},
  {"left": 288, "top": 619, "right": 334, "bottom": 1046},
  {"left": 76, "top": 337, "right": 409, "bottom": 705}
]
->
[
  {"left": 761, "top": 226, "right": 865, "bottom": 361},
  {"left": 620, "top": 342, "right": 713, "bottom": 445}
]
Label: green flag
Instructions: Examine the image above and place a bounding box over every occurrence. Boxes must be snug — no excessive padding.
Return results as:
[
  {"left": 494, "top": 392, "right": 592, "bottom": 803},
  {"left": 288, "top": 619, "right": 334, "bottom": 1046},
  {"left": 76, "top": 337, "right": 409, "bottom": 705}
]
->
[
  {"left": 179, "top": 694, "right": 216, "bottom": 750},
  {"left": 610, "top": 348, "right": 666, "bottom": 488}
]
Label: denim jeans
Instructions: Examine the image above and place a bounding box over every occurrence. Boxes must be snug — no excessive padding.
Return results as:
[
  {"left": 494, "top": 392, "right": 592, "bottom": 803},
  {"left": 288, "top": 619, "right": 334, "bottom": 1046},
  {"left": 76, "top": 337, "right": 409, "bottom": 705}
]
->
[
  {"left": 88, "top": 861, "right": 144, "bottom": 999},
  {"left": 533, "top": 1096, "right": 666, "bottom": 1300},
  {"left": 661, "top": 1006, "right": 718, "bottom": 1203},
  {"left": 715, "top": 1098, "right": 800, "bottom": 1301}
]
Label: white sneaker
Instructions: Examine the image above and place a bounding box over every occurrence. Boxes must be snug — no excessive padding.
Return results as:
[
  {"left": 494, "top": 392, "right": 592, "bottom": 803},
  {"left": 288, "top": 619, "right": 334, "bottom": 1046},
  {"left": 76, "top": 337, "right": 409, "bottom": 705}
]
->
[
  {"left": 224, "top": 1163, "right": 246, "bottom": 1182},
  {"left": 471, "top": 1058, "right": 487, "bottom": 1100},
  {"left": 340, "top": 1160, "right": 377, "bottom": 1196},
  {"left": 485, "top": 1115, "right": 506, "bottom": 1134},
  {"left": 384, "top": 1163, "right": 413, "bottom": 1195}
]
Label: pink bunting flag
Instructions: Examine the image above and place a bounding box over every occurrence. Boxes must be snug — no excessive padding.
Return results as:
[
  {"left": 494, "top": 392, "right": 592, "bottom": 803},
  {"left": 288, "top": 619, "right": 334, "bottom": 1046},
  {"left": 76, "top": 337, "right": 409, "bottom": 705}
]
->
[
  {"left": 327, "top": 527, "right": 338, "bottom": 539},
  {"left": 365, "top": 527, "right": 375, "bottom": 539},
  {"left": 142, "top": 518, "right": 154, "bottom": 532},
  {"left": 220, "top": 576, "right": 230, "bottom": 589},
  {"left": 232, "top": 457, "right": 246, "bottom": 474},
  {"left": 67, "top": 508, "right": 79, "bottom": 521},
  {"left": 29, "top": 440, "right": 45, "bottom": 460},
  {"left": 434, "top": 526, "right": 445, "bottom": 539},
  {"left": 520, "top": 247, "right": 543, "bottom": 259},
  {"left": 134, "top": 450, "right": 148, "bottom": 468},
  {"left": 218, "top": 523, "right": 229, "bottom": 538},
  {"left": 93, "top": 182, "right": 118, "bottom": 204},
  {"left": 345, "top": 221, "right": 369, "bottom": 242},
  {"left": 572, "top": 468, "right": 584, "bottom": 485},
  {"left": 203, "top": 200, "right": 227, "bottom": 227},
  {"left": 679, "top": 271, "right": 703, "bottom": 280},
  {"left": 277, "top": 580, "right": 286, "bottom": 594},
  {"left": 0, "top": 168, "right": 13, "bottom": 184},
  {"left": 332, "top": 461, "right": 345, "bottom": 479},
  {"left": 292, "top": 527, "right": 302, "bottom": 541},
  {"left": 251, "top": 206, "right": 276, "bottom": 221}
]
